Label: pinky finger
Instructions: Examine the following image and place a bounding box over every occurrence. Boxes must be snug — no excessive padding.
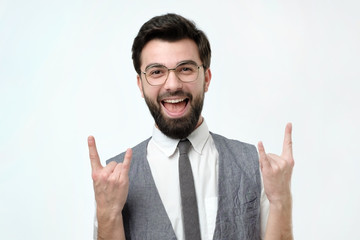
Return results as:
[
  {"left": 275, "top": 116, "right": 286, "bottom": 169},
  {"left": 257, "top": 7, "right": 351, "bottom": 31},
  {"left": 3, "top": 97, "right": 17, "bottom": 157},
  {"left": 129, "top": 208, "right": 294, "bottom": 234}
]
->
[
  {"left": 120, "top": 148, "right": 132, "bottom": 181},
  {"left": 258, "top": 141, "right": 271, "bottom": 170}
]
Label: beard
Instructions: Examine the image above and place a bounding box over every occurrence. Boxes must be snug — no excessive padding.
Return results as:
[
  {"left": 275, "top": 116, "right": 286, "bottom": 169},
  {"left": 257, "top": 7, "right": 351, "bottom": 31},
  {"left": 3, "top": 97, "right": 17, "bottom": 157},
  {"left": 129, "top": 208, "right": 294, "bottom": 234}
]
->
[{"left": 144, "top": 90, "right": 204, "bottom": 139}]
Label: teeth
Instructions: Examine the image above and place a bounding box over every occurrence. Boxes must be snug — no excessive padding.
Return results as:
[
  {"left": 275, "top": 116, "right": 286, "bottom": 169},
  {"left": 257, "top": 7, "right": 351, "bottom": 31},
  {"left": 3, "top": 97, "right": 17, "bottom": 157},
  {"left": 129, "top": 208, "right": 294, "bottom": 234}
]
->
[{"left": 163, "top": 98, "right": 185, "bottom": 103}]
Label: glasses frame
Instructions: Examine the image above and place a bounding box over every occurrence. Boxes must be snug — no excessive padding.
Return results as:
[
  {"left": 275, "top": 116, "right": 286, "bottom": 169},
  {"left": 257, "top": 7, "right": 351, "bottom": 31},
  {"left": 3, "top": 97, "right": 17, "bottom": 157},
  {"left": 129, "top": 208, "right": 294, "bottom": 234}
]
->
[{"left": 141, "top": 61, "right": 203, "bottom": 86}]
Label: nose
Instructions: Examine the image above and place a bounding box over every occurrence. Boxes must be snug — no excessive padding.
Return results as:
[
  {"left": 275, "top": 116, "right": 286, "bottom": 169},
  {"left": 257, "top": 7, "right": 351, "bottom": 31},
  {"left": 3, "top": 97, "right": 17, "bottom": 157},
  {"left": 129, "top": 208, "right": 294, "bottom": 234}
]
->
[{"left": 163, "top": 69, "right": 182, "bottom": 91}]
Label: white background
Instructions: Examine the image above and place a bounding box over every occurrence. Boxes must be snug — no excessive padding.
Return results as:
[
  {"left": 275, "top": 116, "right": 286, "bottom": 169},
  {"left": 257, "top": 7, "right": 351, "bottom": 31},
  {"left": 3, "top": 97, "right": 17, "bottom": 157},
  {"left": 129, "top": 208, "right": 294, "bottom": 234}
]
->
[{"left": 1, "top": 0, "right": 359, "bottom": 239}]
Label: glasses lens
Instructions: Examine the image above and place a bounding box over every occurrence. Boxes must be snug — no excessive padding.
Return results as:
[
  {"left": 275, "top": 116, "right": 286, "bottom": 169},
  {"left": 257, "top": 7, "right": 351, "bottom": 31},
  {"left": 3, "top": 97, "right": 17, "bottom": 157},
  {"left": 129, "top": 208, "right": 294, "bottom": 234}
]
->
[
  {"left": 145, "top": 66, "right": 168, "bottom": 85},
  {"left": 175, "top": 63, "right": 199, "bottom": 82}
]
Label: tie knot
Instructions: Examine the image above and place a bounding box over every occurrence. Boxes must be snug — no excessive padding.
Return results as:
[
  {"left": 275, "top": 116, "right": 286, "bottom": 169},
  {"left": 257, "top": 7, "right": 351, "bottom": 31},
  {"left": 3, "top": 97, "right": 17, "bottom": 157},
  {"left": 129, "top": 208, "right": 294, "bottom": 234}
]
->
[{"left": 178, "top": 139, "right": 191, "bottom": 155}]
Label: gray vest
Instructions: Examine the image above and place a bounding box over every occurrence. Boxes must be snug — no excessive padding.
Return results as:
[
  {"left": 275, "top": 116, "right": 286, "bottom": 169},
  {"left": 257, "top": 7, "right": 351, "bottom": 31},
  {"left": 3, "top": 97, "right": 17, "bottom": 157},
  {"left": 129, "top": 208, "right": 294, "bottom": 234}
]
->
[{"left": 107, "top": 133, "right": 261, "bottom": 240}]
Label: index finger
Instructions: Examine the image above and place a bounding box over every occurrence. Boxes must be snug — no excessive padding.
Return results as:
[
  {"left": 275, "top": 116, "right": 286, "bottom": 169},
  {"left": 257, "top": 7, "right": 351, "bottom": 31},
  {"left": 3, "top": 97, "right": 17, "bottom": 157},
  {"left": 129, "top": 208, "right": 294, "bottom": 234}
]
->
[
  {"left": 281, "top": 122, "right": 293, "bottom": 158},
  {"left": 88, "top": 135, "right": 103, "bottom": 172}
]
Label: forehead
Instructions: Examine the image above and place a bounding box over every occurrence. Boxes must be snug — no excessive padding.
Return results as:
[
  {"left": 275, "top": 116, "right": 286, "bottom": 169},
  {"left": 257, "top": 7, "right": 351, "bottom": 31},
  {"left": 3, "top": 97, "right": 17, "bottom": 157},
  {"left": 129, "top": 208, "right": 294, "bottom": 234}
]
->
[{"left": 140, "top": 38, "right": 201, "bottom": 68}]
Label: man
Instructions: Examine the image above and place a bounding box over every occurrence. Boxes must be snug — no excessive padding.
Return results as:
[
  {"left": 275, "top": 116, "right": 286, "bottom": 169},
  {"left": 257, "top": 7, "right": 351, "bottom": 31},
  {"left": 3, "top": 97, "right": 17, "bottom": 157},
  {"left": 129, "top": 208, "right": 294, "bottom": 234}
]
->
[{"left": 89, "top": 13, "right": 294, "bottom": 240}]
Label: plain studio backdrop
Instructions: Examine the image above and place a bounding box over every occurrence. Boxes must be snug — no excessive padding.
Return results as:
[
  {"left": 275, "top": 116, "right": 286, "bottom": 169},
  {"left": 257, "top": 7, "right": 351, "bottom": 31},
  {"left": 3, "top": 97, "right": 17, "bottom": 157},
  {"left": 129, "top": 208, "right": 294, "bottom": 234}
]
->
[{"left": 0, "top": 0, "right": 359, "bottom": 239}]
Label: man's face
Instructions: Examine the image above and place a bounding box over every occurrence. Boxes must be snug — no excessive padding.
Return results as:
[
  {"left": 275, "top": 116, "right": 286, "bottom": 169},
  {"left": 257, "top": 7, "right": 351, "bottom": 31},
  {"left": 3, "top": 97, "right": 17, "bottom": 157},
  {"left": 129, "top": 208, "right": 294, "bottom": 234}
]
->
[{"left": 137, "top": 38, "right": 211, "bottom": 139}]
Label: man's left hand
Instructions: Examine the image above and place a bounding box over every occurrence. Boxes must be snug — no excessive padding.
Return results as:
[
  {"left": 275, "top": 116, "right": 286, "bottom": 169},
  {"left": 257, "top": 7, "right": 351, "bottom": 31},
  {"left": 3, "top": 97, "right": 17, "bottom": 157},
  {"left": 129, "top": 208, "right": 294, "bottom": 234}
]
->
[{"left": 258, "top": 123, "right": 295, "bottom": 204}]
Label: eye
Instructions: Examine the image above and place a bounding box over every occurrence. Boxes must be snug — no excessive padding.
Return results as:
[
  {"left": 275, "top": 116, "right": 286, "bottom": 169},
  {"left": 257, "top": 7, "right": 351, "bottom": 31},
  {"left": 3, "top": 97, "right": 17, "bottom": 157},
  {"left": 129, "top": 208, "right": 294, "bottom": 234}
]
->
[
  {"left": 150, "top": 70, "right": 162, "bottom": 75},
  {"left": 147, "top": 67, "right": 166, "bottom": 78},
  {"left": 177, "top": 64, "right": 197, "bottom": 74},
  {"left": 181, "top": 67, "right": 193, "bottom": 72}
]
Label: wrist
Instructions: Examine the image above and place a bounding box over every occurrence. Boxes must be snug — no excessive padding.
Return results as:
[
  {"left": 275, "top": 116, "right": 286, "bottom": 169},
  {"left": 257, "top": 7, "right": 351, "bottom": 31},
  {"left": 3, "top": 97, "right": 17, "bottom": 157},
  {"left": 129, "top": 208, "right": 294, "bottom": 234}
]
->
[
  {"left": 269, "top": 194, "right": 292, "bottom": 210},
  {"left": 266, "top": 195, "right": 294, "bottom": 240},
  {"left": 97, "top": 212, "right": 124, "bottom": 240},
  {"left": 97, "top": 207, "right": 123, "bottom": 221}
]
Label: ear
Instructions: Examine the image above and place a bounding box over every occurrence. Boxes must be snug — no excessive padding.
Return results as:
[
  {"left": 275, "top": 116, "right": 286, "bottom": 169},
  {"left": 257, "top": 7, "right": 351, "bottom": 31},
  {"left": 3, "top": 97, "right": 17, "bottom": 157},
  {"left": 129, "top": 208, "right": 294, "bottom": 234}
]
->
[
  {"left": 137, "top": 74, "right": 144, "bottom": 98},
  {"left": 204, "top": 68, "right": 212, "bottom": 92}
]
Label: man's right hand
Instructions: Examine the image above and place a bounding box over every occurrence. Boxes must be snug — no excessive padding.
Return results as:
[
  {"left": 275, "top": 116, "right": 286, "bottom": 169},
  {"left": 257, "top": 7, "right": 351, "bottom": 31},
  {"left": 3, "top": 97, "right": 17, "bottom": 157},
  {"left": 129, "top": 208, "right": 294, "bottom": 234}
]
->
[{"left": 88, "top": 136, "right": 132, "bottom": 239}]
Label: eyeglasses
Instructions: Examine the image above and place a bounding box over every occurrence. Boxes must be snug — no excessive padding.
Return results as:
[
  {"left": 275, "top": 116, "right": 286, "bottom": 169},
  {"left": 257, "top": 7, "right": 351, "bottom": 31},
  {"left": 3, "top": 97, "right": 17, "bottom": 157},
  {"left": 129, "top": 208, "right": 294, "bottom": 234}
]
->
[{"left": 141, "top": 61, "right": 203, "bottom": 86}]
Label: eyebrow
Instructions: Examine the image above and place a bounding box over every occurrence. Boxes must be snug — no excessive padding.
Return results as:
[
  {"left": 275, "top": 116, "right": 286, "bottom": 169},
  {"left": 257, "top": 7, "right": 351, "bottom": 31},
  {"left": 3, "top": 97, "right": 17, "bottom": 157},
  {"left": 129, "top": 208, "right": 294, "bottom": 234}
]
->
[{"left": 144, "top": 60, "right": 198, "bottom": 71}]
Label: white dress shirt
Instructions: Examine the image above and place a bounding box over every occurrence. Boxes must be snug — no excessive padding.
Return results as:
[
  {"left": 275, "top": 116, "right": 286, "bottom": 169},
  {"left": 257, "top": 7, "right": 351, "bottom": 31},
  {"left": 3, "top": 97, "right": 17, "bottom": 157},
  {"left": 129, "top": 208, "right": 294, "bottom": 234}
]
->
[
  {"left": 147, "top": 120, "right": 269, "bottom": 240},
  {"left": 93, "top": 120, "right": 269, "bottom": 240}
]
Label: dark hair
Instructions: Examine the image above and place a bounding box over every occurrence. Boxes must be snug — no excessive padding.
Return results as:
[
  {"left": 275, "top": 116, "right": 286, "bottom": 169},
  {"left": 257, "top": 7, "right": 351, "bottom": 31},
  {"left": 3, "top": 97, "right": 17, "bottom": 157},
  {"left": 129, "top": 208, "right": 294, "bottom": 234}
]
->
[{"left": 131, "top": 13, "right": 211, "bottom": 74}]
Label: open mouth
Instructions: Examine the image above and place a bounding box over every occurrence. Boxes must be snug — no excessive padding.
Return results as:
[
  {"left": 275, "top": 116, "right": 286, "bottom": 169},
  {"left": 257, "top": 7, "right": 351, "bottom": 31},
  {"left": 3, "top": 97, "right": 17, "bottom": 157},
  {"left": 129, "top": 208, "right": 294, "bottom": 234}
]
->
[{"left": 161, "top": 97, "right": 190, "bottom": 118}]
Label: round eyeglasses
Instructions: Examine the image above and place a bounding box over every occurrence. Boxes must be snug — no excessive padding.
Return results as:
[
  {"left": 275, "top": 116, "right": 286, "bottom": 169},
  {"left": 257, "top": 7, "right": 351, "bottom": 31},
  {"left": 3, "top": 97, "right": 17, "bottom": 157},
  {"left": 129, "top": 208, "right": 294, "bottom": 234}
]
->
[{"left": 141, "top": 61, "right": 203, "bottom": 86}]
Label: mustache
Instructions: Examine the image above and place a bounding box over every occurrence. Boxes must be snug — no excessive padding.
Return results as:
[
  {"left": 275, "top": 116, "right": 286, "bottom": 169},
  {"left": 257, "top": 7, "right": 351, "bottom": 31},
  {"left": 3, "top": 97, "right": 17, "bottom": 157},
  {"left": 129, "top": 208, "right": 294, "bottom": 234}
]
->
[{"left": 157, "top": 90, "right": 193, "bottom": 102}]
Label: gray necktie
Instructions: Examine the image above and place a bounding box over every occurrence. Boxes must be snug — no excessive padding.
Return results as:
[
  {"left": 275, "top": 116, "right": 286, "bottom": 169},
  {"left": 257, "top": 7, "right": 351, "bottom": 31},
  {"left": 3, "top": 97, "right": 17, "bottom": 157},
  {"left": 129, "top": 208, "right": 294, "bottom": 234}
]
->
[{"left": 178, "top": 139, "right": 201, "bottom": 240}]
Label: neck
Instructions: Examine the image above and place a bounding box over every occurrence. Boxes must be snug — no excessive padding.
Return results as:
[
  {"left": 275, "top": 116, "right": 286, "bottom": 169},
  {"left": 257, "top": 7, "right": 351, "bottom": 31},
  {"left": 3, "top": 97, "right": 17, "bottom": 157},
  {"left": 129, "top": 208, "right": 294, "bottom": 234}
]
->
[{"left": 195, "top": 116, "right": 204, "bottom": 129}]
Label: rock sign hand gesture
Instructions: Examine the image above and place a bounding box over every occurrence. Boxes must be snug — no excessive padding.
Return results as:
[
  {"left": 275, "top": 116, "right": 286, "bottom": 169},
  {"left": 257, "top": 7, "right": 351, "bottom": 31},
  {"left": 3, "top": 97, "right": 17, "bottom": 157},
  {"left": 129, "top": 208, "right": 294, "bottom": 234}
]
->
[
  {"left": 258, "top": 123, "right": 294, "bottom": 240},
  {"left": 258, "top": 123, "right": 294, "bottom": 203},
  {"left": 88, "top": 136, "right": 132, "bottom": 240}
]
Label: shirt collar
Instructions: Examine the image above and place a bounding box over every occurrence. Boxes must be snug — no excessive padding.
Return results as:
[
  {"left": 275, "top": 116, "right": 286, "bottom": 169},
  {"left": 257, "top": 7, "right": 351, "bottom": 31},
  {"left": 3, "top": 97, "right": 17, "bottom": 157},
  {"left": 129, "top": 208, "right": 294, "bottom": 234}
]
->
[{"left": 152, "top": 119, "right": 210, "bottom": 157}]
